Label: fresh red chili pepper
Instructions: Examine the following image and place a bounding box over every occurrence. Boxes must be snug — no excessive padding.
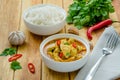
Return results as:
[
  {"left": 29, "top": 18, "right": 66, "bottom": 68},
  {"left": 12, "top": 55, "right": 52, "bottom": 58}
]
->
[
  {"left": 59, "top": 52, "right": 63, "bottom": 58},
  {"left": 56, "top": 40, "right": 61, "bottom": 46},
  {"left": 8, "top": 54, "right": 22, "bottom": 62},
  {"left": 72, "top": 42, "right": 77, "bottom": 48},
  {"left": 87, "top": 19, "right": 113, "bottom": 40},
  {"left": 28, "top": 63, "right": 35, "bottom": 74}
]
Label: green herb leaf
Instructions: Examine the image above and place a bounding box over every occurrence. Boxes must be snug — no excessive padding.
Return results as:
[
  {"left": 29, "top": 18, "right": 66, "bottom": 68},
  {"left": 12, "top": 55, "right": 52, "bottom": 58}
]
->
[
  {"left": 76, "top": 25, "right": 83, "bottom": 30},
  {"left": 64, "top": 42, "right": 69, "bottom": 45},
  {"left": 66, "top": 52, "right": 71, "bottom": 57},
  {"left": 0, "top": 48, "right": 16, "bottom": 56},
  {"left": 66, "top": 0, "right": 114, "bottom": 29},
  {"left": 66, "top": 15, "right": 73, "bottom": 23},
  {"left": 10, "top": 61, "right": 22, "bottom": 71}
]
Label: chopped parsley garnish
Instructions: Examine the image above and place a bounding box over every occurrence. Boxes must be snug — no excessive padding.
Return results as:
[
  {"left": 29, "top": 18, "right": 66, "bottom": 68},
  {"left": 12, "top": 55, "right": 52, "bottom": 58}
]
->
[
  {"left": 10, "top": 61, "right": 22, "bottom": 71},
  {"left": 0, "top": 48, "right": 16, "bottom": 56}
]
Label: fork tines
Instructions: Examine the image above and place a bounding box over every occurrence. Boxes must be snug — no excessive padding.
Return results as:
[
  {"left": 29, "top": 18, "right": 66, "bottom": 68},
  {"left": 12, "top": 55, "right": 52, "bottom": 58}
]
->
[{"left": 105, "top": 31, "right": 119, "bottom": 50}]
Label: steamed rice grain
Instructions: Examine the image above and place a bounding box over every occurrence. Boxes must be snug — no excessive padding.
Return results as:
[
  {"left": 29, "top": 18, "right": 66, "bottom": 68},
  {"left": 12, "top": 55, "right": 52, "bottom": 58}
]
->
[{"left": 25, "top": 5, "right": 64, "bottom": 26}]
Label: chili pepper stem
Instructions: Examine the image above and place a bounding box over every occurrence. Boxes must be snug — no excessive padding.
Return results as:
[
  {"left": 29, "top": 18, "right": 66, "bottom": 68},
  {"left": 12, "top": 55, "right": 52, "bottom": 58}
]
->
[{"left": 112, "top": 21, "right": 120, "bottom": 23}]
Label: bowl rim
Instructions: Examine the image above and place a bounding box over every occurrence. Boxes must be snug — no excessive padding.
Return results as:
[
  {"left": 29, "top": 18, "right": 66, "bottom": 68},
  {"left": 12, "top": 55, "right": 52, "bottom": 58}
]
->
[
  {"left": 23, "top": 4, "right": 66, "bottom": 27},
  {"left": 40, "top": 33, "right": 90, "bottom": 63}
]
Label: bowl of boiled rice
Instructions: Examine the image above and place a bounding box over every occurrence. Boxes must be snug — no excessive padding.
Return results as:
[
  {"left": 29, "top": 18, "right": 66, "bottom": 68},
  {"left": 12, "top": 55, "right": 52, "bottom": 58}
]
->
[{"left": 23, "top": 4, "right": 66, "bottom": 35}]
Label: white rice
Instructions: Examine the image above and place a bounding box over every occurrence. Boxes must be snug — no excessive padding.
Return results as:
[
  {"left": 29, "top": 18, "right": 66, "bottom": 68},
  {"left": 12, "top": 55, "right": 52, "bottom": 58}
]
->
[{"left": 25, "top": 5, "right": 65, "bottom": 26}]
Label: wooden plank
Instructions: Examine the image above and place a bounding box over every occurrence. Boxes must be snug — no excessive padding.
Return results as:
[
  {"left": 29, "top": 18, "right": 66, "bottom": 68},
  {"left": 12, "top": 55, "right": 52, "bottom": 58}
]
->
[
  {"left": 112, "top": 0, "right": 120, "bottom": 21},
  {"left": 0, "top": 0, "right": 21, "bottom": 80},
  {"left": 63, "top": 0, "right": 91, "bottom": 80},
  {"left": 14, "top": 0, "right": 42, "bottom": 80},
  {"left": 63, "top": 1, "right": 77, "bottom": 80},
  {"left": 0, "top": 0, "right": 120, "bottom": 80},
  {"left": 112, "top": 0, "right": 120, "bottom": 33},
  {"left": 42, "top": 63, "right": 69, "bottom": 80},
  {"left": 41, "top": 0, "right": 69, "bottom": 80},
  {"left": 43, "top": 0, "right": 62, "bottom": 6}
]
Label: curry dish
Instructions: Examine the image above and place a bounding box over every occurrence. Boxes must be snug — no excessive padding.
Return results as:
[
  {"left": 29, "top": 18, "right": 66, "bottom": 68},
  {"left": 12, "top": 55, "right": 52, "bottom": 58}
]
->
[{"left": 44, "top": 38, "right": 86, "bottom": 62}]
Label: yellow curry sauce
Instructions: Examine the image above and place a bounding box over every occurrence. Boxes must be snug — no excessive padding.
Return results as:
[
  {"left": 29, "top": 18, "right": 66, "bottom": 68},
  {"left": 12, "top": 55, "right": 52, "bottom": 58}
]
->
[{"left": 44, "top": 38, "right": 86, "bottom": 62}]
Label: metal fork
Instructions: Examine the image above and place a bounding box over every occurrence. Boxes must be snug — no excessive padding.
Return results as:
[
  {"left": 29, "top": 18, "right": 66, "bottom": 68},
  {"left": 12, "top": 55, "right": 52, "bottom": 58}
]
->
[{"left": 84, "top": 31, "right": 119, "bottom": 80}]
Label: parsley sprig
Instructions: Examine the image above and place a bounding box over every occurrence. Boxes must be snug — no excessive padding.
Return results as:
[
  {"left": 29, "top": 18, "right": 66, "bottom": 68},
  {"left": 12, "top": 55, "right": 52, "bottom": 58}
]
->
[
  {"left": 0, "top": 48, "right": 16, "bottom": 56},
  {"left": 66, "top": 0, "right": 114, "bottom": 29},
  {"left": 11, "top": 61, "right": 22, "bottom": 71},
  {"left": 0, "top": 48, "right": 22, "bottom": 71}
]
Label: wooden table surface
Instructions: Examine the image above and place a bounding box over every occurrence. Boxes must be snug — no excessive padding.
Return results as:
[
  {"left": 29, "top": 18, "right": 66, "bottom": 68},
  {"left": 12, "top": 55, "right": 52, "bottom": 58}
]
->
[{"left": 0, "top": 0, "right": 120, "bottom": 80}]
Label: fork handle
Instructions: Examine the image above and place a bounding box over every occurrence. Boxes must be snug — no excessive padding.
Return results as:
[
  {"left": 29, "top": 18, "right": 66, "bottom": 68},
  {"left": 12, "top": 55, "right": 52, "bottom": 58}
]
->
[{"left": 84, "top": 54, "right": 106, "bottom": 80}]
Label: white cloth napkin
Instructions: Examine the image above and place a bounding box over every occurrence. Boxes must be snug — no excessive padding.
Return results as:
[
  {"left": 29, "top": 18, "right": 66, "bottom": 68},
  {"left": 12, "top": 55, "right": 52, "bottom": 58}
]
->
[{"left": 75, "top": 26, "right": 120, "bottom": 80}]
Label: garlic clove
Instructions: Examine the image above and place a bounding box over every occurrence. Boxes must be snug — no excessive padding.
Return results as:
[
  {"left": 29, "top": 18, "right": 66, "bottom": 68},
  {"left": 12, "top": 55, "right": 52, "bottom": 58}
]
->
[
  {"left": 16, "top": 31, "right": 25, "bottom": 45},
  {"left": 8, "top": 31, "right": 26, "bottom": 45}
]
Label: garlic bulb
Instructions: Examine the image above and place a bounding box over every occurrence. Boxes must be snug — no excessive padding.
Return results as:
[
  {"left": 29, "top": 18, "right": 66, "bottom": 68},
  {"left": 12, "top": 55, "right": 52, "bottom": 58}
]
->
[{"left": 8, "top": 31, "right": 26, "bottom": 45}]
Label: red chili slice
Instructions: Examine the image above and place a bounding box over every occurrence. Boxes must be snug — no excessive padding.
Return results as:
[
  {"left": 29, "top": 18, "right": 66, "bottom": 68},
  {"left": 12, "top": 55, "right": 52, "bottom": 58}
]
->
[
  {"left": 28, "top": 63, "right": 35, "bottom": 74},
  {"left": 72, "top": 42, "right": 77, "bottom": 48},
  {"left": 56, "top": 40, "right": 61, "bottom": 46},
  {"left": 59, "top": 52, "right": 63, "bottom": 58},
  {"left": 8, "top": 54, "right": 22, "bottom": 62}
]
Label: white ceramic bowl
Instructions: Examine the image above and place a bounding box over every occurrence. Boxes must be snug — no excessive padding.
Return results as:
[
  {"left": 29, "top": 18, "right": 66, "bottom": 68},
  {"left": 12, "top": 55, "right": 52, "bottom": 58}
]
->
[
  {"left": 40, "top": 34, "right": 90, "bottom": 72},
  {"left": 23, "top": 4, "right": 66, "bottom": 35}
]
